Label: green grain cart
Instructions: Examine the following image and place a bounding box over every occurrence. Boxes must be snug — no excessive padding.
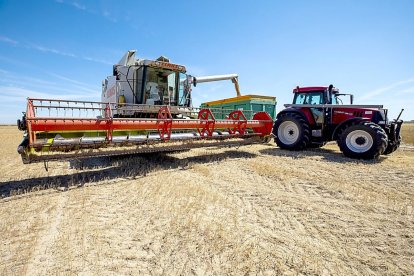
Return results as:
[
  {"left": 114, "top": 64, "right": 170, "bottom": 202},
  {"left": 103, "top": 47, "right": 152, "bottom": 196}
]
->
[{"left": 201, "top": 95, "right": 277, "bottom": 120}]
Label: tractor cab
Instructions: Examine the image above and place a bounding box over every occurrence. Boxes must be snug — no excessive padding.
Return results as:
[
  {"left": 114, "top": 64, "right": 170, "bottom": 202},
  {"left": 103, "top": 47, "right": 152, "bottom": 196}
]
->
[{"left": 292, "top": 85, "right": 353, "bottom": 105}]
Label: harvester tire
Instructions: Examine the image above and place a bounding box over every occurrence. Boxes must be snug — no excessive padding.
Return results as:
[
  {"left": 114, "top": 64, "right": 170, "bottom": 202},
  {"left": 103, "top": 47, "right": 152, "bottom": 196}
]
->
[
  {"left": 339, "top": 122, "right": 388, "bottom": 160},
  {"left": 273, "top": 113, "right": 310, "bottom": 150},
  {"left": 383, "top": 135, "right": 401, "bottom": 155}
]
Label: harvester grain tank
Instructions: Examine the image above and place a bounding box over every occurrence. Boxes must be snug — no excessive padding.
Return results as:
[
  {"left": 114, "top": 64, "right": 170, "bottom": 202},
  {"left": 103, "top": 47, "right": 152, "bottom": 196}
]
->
[{"left": 16, "top": 50, "right": 274, "bottom": 164}]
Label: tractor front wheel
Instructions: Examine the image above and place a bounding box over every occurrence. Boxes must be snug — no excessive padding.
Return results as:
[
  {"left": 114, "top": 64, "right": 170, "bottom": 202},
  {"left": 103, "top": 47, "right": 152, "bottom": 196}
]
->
[
  {"left": 273, "top": 113, "right": 310, "bottom": 150},
  {"left": 383, "top": 135, "right": 401, "bottom": 155},
  {"left": 339, "top": 122, "right": 388, "bottom": 160}
]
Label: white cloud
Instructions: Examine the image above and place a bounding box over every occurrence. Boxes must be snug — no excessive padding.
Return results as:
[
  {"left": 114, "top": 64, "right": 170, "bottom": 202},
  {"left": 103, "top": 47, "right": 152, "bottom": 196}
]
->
[
  {"left": 54, "top": 0, "right": 120, "bottom": 22},
  {"left": 400, "top": 87, "right": 414, "bottom": 94},
  {"left": 0, "top": 35, "right": 18, "bottom": 45},
  {"left": 72, "top": 2, "right": 86, "bottom": 11},
  {"left": 0, "top": 67, "right": 99, "bottom": 98},
  {"left": 55, "top": 0, "right": 91, "bottom": 12},
  {"left": 0, "top": 35, "right": 114, "bottom": 65},
  {"left": 83, "top": 56, "right": 112, "bottom": 65},
  {"left": 0, "top": 86, "right": 88, "bottom": 101},
  {"left": 360, "top": 77, "right": 414, "bottom": 101},
  {"left": 47, "top": 72, "right": 96, "bottom": 90},
  {"left": 29, "top": 43, "right": 77, "bottom": 58}
]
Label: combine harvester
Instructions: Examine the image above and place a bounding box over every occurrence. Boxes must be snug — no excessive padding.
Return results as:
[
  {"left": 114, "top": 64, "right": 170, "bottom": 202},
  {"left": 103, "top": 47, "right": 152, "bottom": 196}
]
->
[{"left": 16, "top": 50, "right": 274, "bottom": 164}]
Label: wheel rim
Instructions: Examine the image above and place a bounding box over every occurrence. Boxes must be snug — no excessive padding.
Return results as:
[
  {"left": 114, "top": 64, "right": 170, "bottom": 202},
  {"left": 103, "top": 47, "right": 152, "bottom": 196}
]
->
[
  {"left": 345, "top": 130, "right": 373, "bottom": 153},
  {"left": 278, "top": 121, "right": 300, "bottom": 145}
]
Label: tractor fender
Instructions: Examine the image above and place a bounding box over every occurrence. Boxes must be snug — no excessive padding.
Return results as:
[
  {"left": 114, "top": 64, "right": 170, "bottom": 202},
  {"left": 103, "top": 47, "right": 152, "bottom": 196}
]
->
[
  {"left": 276, "top": 108, "right": 312, "bottom": 124},
  {"left": 331, "top": 117, "right": 367, "bottom": 140}
]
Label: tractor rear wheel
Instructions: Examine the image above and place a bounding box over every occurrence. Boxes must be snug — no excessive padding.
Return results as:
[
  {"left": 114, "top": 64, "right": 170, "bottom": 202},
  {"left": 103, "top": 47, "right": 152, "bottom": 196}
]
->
[
  {"left": 273, "top": 113, "right": 310, "bottom": 150},
  {"left": 339, "top": 122, "right": 388, "bottom": 160}
]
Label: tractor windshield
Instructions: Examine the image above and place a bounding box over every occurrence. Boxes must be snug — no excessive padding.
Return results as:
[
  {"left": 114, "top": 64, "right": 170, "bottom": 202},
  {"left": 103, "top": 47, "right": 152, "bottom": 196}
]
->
[{"left": 293, "top": 92, "right": 324, "bottom": 105}]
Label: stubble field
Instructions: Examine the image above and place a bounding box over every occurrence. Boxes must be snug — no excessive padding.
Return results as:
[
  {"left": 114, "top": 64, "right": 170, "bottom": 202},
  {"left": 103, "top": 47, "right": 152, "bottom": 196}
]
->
[{"left": 0, "top": 125, "right": 413, "bottom": 275}]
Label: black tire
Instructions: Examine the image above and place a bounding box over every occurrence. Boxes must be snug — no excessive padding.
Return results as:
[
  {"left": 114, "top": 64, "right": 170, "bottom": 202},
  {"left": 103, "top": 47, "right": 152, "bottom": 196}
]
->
[
  {"left": 383, "top": 135, "right": 401, "bottom": 155},
  {"left": 339, "top": 121, "right": 388, "bottom": 160},
  {"left": 272, "top": 113, "right": 310, "bottom": 150}
]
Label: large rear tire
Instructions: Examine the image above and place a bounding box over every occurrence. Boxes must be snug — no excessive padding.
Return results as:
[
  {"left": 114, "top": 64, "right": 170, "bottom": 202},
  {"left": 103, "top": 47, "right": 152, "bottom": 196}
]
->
[
  {"left": 339, "top": 122, "right": 388, "bottom": 160},
  {"left": 273, "top": 113, "right": 310, "bottom": 150}
]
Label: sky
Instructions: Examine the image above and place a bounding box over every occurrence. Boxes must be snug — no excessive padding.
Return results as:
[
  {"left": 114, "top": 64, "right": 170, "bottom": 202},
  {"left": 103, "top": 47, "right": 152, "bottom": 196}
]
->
[{"left": 0, "top": 0, "right": 413, "bottom": 124}]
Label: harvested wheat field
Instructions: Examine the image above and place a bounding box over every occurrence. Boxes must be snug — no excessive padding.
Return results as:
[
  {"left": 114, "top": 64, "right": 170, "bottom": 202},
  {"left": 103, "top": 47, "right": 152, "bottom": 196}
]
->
[{"left": 0, "top": 125, "right": 413, "bottom": 275}]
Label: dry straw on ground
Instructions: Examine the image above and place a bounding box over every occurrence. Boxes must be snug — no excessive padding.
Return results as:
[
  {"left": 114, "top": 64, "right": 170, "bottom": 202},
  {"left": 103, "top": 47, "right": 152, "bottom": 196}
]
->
[
  {"left": 401, "top": 122, "right": 414, "bottom": 145},
  {"left": 0, "top": 125, "right": 413, "bottom": 275}
]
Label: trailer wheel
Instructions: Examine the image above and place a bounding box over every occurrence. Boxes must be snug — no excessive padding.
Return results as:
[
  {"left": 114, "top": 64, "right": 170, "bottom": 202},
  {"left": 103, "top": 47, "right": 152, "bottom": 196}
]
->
[
  {"left": 339, "top": 122, "right": 388, "bottom": 160},
  {"left": 273, "top": 113, "right": 310, "bottom": 150}
]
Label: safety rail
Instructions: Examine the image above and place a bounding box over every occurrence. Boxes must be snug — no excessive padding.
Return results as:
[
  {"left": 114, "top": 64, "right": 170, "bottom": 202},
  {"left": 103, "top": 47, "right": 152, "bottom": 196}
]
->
[
  {"left": 19, "top": 98, "right": 274, "bottom": 164},
  {"left": 26, "top": 98, "right": 257, "bottom": 120}
]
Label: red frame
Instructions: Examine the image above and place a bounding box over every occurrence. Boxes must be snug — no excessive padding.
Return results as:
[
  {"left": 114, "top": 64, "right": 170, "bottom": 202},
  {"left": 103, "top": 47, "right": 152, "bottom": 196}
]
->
[{"left": 24, "top": 99, "right": 274, "bottom": 146}]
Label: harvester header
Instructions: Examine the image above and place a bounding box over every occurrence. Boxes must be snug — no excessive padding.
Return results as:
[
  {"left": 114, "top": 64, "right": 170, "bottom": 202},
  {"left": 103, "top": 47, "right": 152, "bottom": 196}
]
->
[{"left": 16, "top": 50, "right": 274, "bottom": 164}]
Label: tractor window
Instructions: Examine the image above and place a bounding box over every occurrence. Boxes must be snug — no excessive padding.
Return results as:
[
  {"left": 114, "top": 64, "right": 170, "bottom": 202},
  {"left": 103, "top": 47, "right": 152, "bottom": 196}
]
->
[
  {"left": 293, "top": 92, "right": 323, "bottom": 105},
  {"left": 294, "top": 94, "right": 306, "bottom": 104}
]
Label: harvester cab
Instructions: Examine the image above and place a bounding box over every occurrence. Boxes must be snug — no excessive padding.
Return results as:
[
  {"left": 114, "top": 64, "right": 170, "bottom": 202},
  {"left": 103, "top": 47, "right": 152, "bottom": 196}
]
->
[
  {"left": 273, "top": 85, "right": 403, "bottom": 159},
  {"left": 16, "top": 50, "right": 274, "bottom": 164},
  {"left": 103, "top": 51, "right": 190, "bottom": 109},
  {"left": 102, "top": 50, "right": 241, "bottom": 118}
]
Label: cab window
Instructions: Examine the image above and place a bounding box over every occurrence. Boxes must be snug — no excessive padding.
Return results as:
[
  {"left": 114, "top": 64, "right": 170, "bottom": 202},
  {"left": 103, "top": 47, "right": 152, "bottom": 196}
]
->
[
  {"left": 144, "top": 67, "right": 177, "bottom": 105},
  {"left": 178, "top": 73, "right": 186, "bottom": 106},
  {"left": 293, "top": 92, "right": 323, "bottom": 105}
]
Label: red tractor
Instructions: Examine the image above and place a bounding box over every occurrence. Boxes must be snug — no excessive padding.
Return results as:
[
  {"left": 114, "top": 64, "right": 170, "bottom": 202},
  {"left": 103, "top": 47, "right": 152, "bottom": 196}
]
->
[{"left": 272, "top": 85, "right": 403, "bottom": 160}]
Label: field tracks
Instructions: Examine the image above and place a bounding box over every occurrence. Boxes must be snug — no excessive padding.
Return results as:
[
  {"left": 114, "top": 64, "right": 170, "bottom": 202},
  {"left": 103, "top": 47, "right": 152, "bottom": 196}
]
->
[{"left": 25, "top": 192, "right": 68, "bottom": 274}]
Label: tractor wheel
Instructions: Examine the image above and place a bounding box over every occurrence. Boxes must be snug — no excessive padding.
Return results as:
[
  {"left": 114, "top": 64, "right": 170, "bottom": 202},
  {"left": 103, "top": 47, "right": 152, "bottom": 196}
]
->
[
  {"left": 339, "top": 122, "right": 388, "bottom": 160},
  {"left": 273, "top": 113, "right": 310, "bottom": 150},
  {"left": 383, "top": 135, "right": 401, "bottom": 155}
]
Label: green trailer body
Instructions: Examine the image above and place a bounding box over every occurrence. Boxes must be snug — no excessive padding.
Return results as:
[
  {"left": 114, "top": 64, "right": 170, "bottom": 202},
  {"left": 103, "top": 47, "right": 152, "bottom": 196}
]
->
[{"left": 201, "top": 95, "right": 277, "bottom": 120}]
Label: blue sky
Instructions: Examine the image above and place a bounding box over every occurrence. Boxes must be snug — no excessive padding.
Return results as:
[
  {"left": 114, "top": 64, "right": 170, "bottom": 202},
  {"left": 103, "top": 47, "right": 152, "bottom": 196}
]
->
[{"left": 0, "top": 0, "right": 413, "bottom": 124}]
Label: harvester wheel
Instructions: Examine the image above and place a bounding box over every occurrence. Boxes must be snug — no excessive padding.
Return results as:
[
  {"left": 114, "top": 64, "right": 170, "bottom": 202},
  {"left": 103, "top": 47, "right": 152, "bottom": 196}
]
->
[
  {"left": 383, "top": 135, "right": 401, "bottom": 155},
  {"left": 273, "top": 113, "right": 310, "bottom": 150},
  {"left": 339, "top": 122, "right": 388, "bottom": 160}
]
